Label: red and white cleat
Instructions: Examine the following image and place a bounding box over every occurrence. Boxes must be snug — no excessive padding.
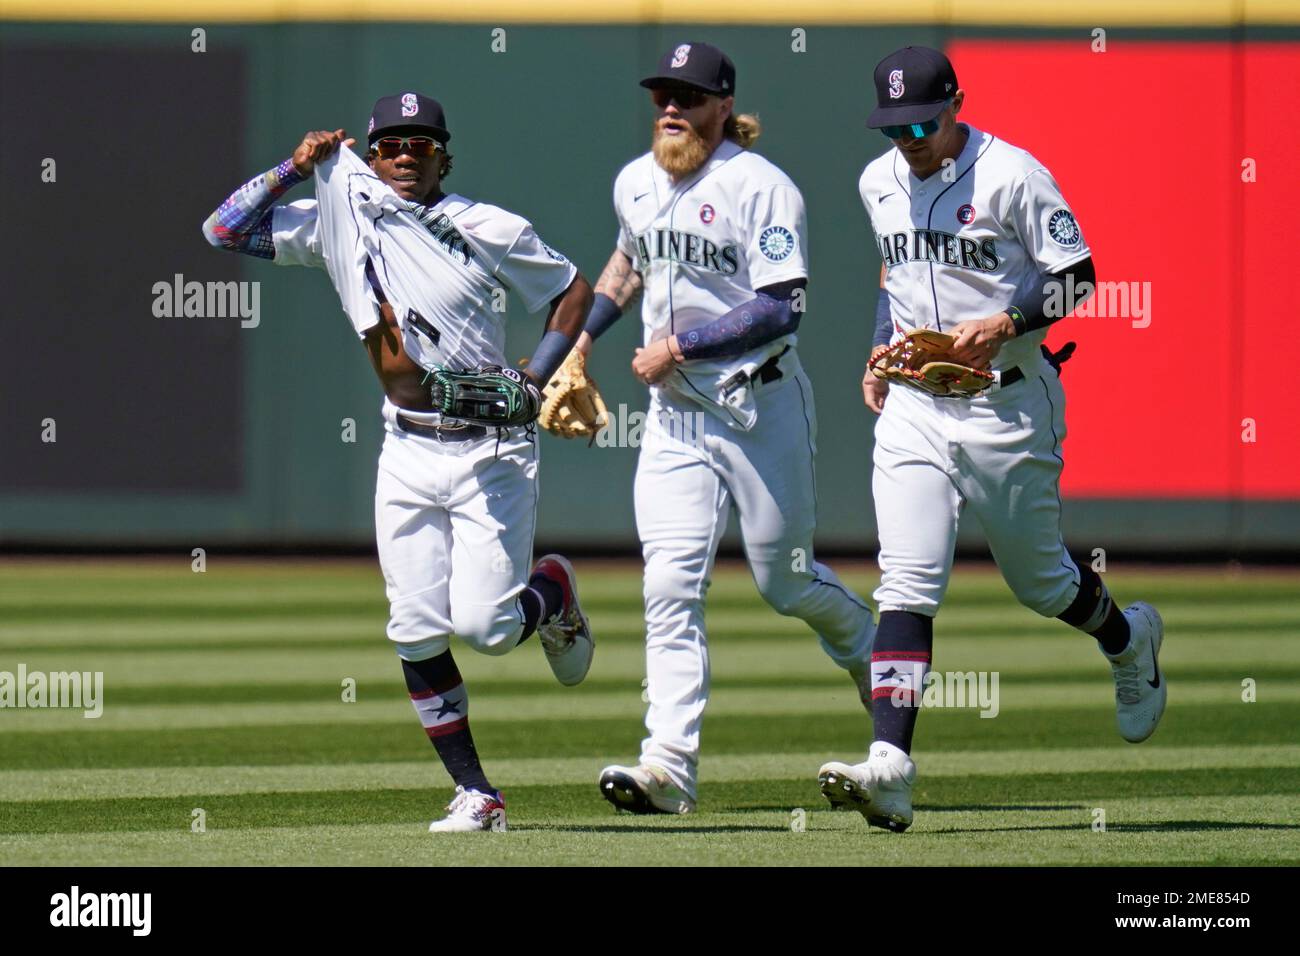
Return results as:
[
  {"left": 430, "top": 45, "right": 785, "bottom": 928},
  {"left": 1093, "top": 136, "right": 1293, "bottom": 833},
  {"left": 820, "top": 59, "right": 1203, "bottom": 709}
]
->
[{"left": 530, "top": 554, "right": 594, "bottom": 686}]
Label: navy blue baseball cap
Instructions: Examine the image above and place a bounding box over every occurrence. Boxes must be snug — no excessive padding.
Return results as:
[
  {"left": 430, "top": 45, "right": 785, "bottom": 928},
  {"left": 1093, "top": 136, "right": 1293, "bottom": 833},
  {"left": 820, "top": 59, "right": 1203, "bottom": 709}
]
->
[
  {"left": 867, "top": 46, "right": 958, "bottom": 129},
  {"left": 640, "top": 42, "right": 736, "bottom": 96},
  {"left": 367, "top": 92, "right": 450, "bottom": 144}
]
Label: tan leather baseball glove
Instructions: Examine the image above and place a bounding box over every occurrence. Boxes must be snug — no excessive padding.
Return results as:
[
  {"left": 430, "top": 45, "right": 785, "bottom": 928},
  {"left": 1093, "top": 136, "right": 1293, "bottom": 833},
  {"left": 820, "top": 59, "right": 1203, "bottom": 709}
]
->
[
  {"left": 538, "top": 349, "right": 610, "bottom": 440},
  {"left": 869, "top": 329, "right": 996, "bottom": 398}
]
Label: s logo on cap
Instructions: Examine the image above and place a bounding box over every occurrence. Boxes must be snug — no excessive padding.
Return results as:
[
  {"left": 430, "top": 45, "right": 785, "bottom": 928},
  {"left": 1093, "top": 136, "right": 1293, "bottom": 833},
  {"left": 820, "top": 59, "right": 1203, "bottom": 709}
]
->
[
  {"left": 889, "top": 69, "right": 904, "bottom": 99},
  {"left": 401, "top": 92, "right": 419, "bottom": 118},
  {"left": 671, "top": 44, "right": 691, "bottom": 68}
]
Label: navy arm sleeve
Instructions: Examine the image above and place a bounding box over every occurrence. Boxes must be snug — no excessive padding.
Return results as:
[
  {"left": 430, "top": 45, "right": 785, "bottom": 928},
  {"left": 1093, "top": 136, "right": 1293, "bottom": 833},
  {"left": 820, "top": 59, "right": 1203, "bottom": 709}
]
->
[
  {"left": 676, "top": 279, "right": 805, "bottom": 362},
  {"left": 873, "top": 292, "right": 893, "bottom": 349},
  {"left": 1007, "top": 256, "right": 1096, "bottom": 336}
]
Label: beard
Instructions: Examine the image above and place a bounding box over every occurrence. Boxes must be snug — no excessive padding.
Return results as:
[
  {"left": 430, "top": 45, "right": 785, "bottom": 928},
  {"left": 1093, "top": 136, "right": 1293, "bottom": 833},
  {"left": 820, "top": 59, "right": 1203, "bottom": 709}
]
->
[{"left": 652, "top": 119, "right": 717, "bottom": 178}]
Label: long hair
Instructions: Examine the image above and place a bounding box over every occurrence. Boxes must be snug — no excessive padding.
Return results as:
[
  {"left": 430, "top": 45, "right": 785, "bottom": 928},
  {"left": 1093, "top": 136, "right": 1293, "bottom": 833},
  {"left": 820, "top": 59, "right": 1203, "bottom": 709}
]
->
[{"left": 724, "top": 112, "right": 761, "bottom": 149}]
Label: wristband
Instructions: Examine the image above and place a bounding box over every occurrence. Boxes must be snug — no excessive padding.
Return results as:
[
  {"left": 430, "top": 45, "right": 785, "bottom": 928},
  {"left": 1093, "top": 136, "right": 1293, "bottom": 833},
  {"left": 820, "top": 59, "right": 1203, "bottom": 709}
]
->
[
  {"left": 526, "top": 330, "right": 574, "bottom": 385},
  {"left": 583, "top": 293, "right": 623, "bottom": 341},
  {"left": 1007, "top": 305, "right": 1028, "bottom": 338}
]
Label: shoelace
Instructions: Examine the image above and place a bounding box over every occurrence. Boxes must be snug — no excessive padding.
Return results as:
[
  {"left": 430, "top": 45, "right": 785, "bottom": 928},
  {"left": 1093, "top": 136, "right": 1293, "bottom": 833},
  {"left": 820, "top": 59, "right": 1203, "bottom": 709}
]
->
[
  {"left": 538, "top": 614, "right": 577, "bottom": 653},
  {"left": 445, "top": 787, "right": 497, "bottom": 819},
  {"left": 1111, "top": 659, "right": 1142, "bottom": 705}
]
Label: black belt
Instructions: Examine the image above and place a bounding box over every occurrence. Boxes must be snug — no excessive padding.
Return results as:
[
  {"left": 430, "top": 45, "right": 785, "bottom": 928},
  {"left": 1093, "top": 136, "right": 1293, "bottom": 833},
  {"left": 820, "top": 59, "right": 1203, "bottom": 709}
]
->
[
  {"left": 995, "top": 342, "right": 1076, "bottom": 390},
  {"left": 754, "top": 346, "right": 789, "bottom": 385},
  {"left": 719, "top": 345, "right": 790, "bottom": 397},
  {"left": 395, "top": 413, "right": 486, "bottom": 442}
]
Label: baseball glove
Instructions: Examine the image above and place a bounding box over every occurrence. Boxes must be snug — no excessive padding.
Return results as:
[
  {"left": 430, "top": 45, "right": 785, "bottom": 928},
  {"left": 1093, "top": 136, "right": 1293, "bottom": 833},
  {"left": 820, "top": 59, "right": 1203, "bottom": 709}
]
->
[
  {"left": 425, "top": 365, "right": 542, "bottom": 427},
  {"left": 869, "top": 329, "right": 995, "bottom": 398},
  {"left": 538, "top": 349, "right": 609, "bottom": 441}
]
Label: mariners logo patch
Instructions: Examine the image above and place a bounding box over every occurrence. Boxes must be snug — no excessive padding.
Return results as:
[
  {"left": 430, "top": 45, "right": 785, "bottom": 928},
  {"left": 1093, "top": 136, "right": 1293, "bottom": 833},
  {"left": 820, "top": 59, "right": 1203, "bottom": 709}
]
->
[
  {"left": 1048, "top": 208, "right": 1081, "bottom": 247},
  {"left": 758, "top": 226, "right": 796, "bottom": 262},
  {"left": 889, "top": 69, "right": 905, "bottom": 99},
  {"left": 699, "top": 203, "right": 715, "bottom": 224},
  {"left": 401, "top": 93, "right": 419, "bottom": 118},
  {"left": 957, "top": 204, "right": 975, "bottom": 225},
  {"left": 671, "top": 44, "right": 691, "bottom": 68}
]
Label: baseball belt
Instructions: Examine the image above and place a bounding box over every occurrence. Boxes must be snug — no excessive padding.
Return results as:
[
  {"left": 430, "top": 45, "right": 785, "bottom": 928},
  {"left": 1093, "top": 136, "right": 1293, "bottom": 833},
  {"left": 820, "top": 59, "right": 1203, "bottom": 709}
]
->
[
  {"left": 959, "top": 342, "right": 1077, "bottom": 395},
  {"left": 719, "top": 345, "right": 791, "bottom": 397},
  {"left": 395, "top": 413, "right": 487, "bottom": 442}
]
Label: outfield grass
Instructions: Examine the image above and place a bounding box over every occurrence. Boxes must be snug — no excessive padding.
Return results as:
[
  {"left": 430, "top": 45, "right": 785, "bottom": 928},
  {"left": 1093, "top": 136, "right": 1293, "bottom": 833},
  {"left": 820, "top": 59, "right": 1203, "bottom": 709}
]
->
[{"left": 1, "top": 558, "right": 1297, "bottom": 866}]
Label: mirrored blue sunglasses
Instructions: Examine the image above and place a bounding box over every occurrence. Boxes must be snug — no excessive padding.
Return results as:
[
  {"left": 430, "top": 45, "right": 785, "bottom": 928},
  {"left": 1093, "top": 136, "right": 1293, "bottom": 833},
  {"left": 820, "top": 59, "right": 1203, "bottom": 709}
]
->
[{"left": 880, "top": 100, "right": 952, "bottom": 140}]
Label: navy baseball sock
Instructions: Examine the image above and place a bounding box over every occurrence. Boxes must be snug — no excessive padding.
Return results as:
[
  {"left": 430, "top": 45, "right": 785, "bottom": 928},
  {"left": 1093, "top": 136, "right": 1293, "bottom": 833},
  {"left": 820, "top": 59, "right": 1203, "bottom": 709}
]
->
[
  {"left": 1057, "top": 565, "right": 1130, "bottom": 655},
  {"left": 401, "top": 652, "right": 494, "bottom": 795},
  {"left": 869, "top": 610, "right": 933, "bottom": 753},
  {"left": 517, "top": 574, "right": 565, "bottom": 643}
]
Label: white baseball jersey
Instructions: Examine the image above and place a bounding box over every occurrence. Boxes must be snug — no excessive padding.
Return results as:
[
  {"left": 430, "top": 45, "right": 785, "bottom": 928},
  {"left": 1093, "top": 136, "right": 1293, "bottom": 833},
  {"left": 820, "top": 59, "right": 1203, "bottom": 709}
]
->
[
  {"left": 859, "top": 123, "right": 1090, "bottom": 373},
  {"left": 612, "top": 139, "right": 876, "bottom": 798},
  {"left": 613, "top": 139, "right": 808, "bottom": 426},
  {"left": 272, "top": 147, "right": 576, "bottom": 373}
]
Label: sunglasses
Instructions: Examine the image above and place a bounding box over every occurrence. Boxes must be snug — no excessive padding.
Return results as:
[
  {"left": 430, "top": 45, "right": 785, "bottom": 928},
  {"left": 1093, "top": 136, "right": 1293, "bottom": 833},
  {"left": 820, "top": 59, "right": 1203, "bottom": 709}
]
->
[
  {"left": 650, "top": 87, "right": 711, "bottom": 110},
  {"left": 373, "top": 136, "right": 440, "bottom": 159},
  {"left": 880, "top": 100, "right": 953, "bottom": 140}
]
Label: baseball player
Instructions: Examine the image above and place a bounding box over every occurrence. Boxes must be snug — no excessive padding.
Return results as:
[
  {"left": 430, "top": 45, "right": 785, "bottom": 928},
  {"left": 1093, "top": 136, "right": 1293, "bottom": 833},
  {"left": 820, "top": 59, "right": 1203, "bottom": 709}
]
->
[
  {"left": 575, "top": 42, "right": 877, "bottom": 814},
  {"left": 817, "top": 47, "right": 1167, "bottom": 832},
  {"left": 202, "top": 92, "right": 596, "bottom": 832}
]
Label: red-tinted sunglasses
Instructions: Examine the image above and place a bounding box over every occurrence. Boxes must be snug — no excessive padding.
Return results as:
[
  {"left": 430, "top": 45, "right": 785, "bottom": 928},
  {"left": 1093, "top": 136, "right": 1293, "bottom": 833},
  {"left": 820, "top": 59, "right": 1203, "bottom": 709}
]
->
[
  {"left": 373, "top": 136, "right": 440, "bottom": 159},
  {"left": 650, "top": 87, "right": 711, "bottom": 110}
]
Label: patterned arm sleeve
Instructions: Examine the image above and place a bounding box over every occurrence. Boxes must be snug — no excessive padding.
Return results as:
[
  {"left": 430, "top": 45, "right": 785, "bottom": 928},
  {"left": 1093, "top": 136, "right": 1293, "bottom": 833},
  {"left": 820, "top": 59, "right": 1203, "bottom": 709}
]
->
[
  {"left": 201, "top": 158, "right": 306, "bottom": 260},
  {"left": 676, "top": 279, "right": 805, "bottom": 362}
]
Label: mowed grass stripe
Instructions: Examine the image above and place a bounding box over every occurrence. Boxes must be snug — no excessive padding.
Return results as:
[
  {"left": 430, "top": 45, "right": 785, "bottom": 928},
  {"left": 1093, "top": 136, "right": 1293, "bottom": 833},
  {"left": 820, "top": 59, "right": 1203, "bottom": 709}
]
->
[
  {"left": 5, "top": 768, "right": 1300, "bottom": 837},
  {"left": 5, "top": 793, "right": 1297, "bottom": 868},
  {"left": 2, "top": 679, "right": 1292, "bottom": 733},
  {"left": 5, "top": 611, "right": 1295, "bottom": 653},
  {"left": 6, "top": 593, "right": 1298, "bottom": 631},
  {"left": 3, "top": 703, "right": 1296, "bottom": 770},
  {"left": 4, "top": 745, "right": 1299, "bottom": 802},
  {"left": 4, "top": 561, "right": 1295, "bottom": 605},
  {"left": 29, "top": 664, "right": 1300, "bottom": 706},
  {"left": 3, "top": 633, "right": 1293, "bottom": 688}
]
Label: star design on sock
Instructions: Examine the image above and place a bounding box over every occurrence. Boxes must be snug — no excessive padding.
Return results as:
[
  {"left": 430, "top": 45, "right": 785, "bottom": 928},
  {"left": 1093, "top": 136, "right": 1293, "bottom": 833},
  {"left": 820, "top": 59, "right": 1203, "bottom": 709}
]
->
[{"left": 434, "top": 697, "right": 461, "bottom": 719}]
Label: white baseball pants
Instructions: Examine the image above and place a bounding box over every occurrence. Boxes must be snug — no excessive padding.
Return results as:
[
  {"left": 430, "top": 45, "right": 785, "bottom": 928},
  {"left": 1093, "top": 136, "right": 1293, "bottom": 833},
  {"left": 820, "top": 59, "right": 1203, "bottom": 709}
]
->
[
  {"left": 373, "top": 399, "right": 539, "bottom": 662},
  {"left": 635, "top": 363, "right": 876, "bottom": 799},
  {"left": 872, "top": 355, "right": 1081, "bottom": 618}
]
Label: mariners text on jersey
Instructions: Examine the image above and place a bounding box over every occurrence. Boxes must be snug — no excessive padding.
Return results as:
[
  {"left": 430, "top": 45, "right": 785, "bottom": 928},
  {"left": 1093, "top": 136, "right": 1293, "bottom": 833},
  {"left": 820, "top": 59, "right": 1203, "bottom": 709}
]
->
[
  {"left": 877, "top": 228, "right": 1000, "bottom": 272},
  {"left": 406, "top": 203, "right": 475, "bottom": 265},
  {"left": 633, "top": 228, "right": 741, "bottom": 276}
]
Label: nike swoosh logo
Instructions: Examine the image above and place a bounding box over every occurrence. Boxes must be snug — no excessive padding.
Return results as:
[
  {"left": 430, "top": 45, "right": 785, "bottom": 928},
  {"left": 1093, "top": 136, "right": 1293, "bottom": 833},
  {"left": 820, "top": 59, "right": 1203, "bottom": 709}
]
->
[
  {"left": 1148, "top": 672, "right": 1160, "bottom": 689},
  {"left": 879, "top": 191, "right": 896, "bottom": 202},
  {"left": 634, "top": 192, "right": 650, "bottom": 202}
]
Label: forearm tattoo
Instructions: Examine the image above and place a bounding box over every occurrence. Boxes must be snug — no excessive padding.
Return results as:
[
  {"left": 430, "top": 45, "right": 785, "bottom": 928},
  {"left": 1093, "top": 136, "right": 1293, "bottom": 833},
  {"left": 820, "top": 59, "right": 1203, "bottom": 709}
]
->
[{"left": 593, "top": 251, "right": 643, "bottom": 310}]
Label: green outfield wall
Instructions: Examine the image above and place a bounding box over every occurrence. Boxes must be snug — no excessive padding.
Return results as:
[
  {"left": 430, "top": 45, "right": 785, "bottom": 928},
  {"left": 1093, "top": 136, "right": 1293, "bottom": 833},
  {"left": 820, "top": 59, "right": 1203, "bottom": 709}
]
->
[{"left": 1, "top": 16, "right": 1296, "bottom": 554}]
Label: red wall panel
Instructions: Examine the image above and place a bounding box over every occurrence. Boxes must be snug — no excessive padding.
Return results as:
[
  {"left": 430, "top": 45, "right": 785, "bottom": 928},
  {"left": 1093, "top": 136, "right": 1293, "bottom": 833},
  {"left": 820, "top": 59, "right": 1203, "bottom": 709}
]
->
[{"left": 947, "top": 40, "right": 1299, "bottom": 499}]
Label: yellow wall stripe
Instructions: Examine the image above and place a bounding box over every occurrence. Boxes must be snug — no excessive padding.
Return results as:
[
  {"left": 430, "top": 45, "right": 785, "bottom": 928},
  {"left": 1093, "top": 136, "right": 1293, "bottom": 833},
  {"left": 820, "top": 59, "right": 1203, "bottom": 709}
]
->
[{"left": 1, "top": 0, "right": 1298, "bottom": 27}]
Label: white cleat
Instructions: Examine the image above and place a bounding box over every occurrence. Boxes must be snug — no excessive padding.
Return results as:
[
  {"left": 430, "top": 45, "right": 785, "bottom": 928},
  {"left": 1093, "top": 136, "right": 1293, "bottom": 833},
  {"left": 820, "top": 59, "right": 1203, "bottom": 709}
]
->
[
  {"left": 427, "top": 785, "right": 507, "bottom": 833},
  {"left": 598, "top": 764, "right": 696, "bottom": 815},
  {"left": 818, "top": 740, "right": 917, "bottom": 833},
  {"left": 531, "top": 554, "right": 594, "bottom": 686},
  {"left": 1105, "top": 601, "right": 1167, "bottom": 743}
]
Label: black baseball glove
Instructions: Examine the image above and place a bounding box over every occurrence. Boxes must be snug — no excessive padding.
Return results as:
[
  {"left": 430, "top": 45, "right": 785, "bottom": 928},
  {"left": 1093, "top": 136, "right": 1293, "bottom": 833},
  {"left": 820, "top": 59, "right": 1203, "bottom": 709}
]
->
[{"left": 425, "top": 365, "right": 542, "bottom": 428}]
